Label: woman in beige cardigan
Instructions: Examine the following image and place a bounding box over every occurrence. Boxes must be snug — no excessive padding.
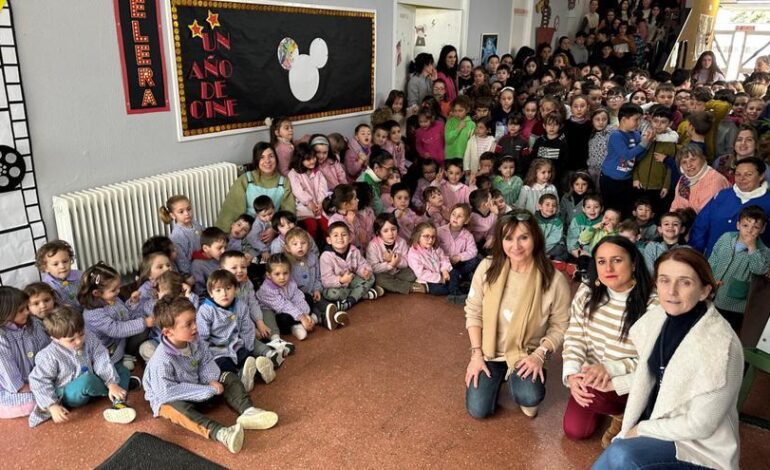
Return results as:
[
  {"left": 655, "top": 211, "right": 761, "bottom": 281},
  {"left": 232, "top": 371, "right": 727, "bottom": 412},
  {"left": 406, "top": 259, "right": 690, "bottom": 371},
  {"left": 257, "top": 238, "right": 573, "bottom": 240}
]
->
[
  {"left": 594, "top": 248, "right": 743, "bottom": 470},
  {"left": 464, "top": 210, "right": 571, "bottom": 419}
]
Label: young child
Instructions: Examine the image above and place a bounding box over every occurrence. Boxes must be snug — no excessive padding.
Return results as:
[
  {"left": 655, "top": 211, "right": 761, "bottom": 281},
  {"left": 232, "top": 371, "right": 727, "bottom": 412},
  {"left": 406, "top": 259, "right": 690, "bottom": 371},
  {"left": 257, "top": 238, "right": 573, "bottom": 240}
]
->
[
  {"left": 493, "top": 155, "right": 523, "bottom": 208},
  {"left": 475, "top": 152, "right": 495, "bottom": 178},
  {"left": 23, "top": 282, "right": 57, "bottom": 320},
  {"left": 633, "top": 106, "right": 676, "bottom": 215},
  {"left": 380, "top": 168, "right": 401, "bottom": 211},
  {"left": 357, "top": 147, "right": 395, "bottom": 216},
  {"left": 579, "top": 208, "right": 622, "bottom": 253},
  {"left": 491, "top": 86, "right": 516, "bottom": 134},
  {"left": 433, "top": 80, "right": 451, "bottom": 117},
  {"left": 432, "top": 160, "right": 473, "bottom": 208},
  {"left": 468, "top": 189, "right": 498, "bottom": 250},
  {"left": 134, "top": 252, "right": 173, "bottom": 356},
  {"left": 159, "top": 195, "right": 204, "bottom": 278},
  {"left": 320, "top": 222, "right": 382, "bottom": 313},
  {"left": 564, "top": 95, "right": 593, "bottom": 174},
  {"left": 536, "top": 194, "right": 567, "bottom": 260},
  {"left": 415, "top": 108, "right": 446, "bottom": 164},
  {"left": 227, "top": 214, "right": 255, "bottom": 263},
  {"left": 79, "top": 262, "right": 149, "bottom": 377},
  {"left": 38, "top": 240, "right": 82, "bottom": 312},
  {"left": 560, "top": 171, "right": 595, "bottom": 228},
  {"left": 587, "top": 107, "right": 615, "bottom": 183},
  {"left": 282, "top": 228, "right": 348, "bottom": 330},
  {"left": 407, "top": 222, "right": 464, "bottom": 303},
  {"left": 269, "top": 211, "right": 301, "bottom": 255},
  {"left": 683, "top": 111, "right": 713, "bottom": 159},
  {"left": 245, "top": 196, "right": 276, "bottom": 263},
  {"left": 287, "top": 142, "right": 329, "bottom": 241},
  {"left": 344, "top": 123, "right": 373, "bottom": 181},
  {"left": 632, "top": 199, "right": 658, "bottom": 243},
  {"left": 490, "top": 188, "right": 512, "bottom": 214},
  {"left": 412, "top": 158, "right": 440, "bottom": 213},
  {"left": 268, "top": 116, "right": 295, "bottom": 176},
  {"left": 423, "top": 186, "right": 449, "bottom": 227},
  {"left": 311, "top": 134, "right": 347, "bottom": 189},
  {"left": 381, "top": 120, "right": 407, "bottom": 175},
  {"left": 463, "top": 118, "right": 497, "bottom": 176},
  {"left": 531, "top": 112, "right": 570, "bottom": 187},
  {"left": 517, "top": 158, "right": 558, "bottom": 214},
  {"left": 324, "top": 184, "right": 370, "bottom": 250},
  {"left": 197, "top": 270, "right": 274, "bottom": 390},
  {"left": 388, "top": 183, "right": 420, "bottom": 241},
  {"left": 444, "top": 95, "right": 476, "bottom": 161},
  {"left": 643, "top": 212, "right": 686, "bottom": 273},
  {"left": 567, "top": 193, "right": 604, "bottom": 260},
  {"left": 191, "top": 227, "right": 228, "bottom": 297},
  {"left": 709, "top": 205, "right": 770, "bottom": 331},
  {"left": 436, "top": 204, "right": 480, "bottom": 291},
  {"left": 143, "top": 297, "right": 278, "bottom": 454},
  {"left": 372, "top": 123, "right": 389, "bottom": 148},
  {"left": 497, "top": 114, "right": 528, "bottom": 166},
  {"left": 366, "top": 213, "right": 421, "bottom": 294},
  {"left": 617, "top": 219, "right": 646, "bottom": 251},
  {"left": 29, "top": 306, "right": 135, "bottom": 428},
  {"left": 0, "top": 287, "right": 50, "bottom": 419}
]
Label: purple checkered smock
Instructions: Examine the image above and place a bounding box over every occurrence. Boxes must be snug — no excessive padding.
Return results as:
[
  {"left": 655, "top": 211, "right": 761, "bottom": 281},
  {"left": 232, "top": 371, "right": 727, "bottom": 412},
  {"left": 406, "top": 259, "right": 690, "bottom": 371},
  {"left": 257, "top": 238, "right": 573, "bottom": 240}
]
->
[
  {"left": 43, "top": 270, "right": 82, "bottom": 312},
  {"left": 0, "top": 319, "right": 50, "bottom": 409},
  {"left": 83, "top": 298, "right": 145, "bottom": 364},
  {"left": 170, "top": 221, "right": 204, "bottom": 276},
  {"left": 196, "top": 298, "right": 255, "bottom": 362}
]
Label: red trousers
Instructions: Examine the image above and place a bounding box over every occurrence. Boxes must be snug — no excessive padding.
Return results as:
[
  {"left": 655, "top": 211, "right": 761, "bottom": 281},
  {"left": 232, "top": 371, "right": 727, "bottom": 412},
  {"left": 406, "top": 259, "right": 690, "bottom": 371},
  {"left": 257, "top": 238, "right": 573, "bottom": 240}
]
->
[
  {"left": 298, "top": 216, "right": 328, "bottom": 241},
  {"left": 563, "top": 387, "right": 627, "bottom": 440}
]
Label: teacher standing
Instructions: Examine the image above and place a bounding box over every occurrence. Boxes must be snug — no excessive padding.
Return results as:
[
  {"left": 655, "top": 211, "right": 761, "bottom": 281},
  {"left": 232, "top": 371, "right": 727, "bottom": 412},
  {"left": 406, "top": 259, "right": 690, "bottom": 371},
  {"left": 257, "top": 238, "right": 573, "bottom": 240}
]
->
[{"left": 465, "top": 210, "right": 571, "bottom": 419}]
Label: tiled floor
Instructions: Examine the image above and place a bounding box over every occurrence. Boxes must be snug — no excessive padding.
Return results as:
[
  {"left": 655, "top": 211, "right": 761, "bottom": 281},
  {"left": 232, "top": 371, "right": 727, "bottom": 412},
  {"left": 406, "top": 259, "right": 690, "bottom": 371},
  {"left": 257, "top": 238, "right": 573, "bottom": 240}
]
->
[{"left": 1, "top": 294, "right": 768, "bottom": 469}]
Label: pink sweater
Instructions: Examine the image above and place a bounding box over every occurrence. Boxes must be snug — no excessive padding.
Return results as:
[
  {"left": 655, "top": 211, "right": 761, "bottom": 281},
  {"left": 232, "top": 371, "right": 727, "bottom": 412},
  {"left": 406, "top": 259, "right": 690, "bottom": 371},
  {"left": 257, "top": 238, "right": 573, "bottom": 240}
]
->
[
  {"left": 344, "top": 138, "right": 370, "bottom": 181},
  {"left": 318, "top": 159, "right": 348, "bottom": 189},
  {"left": 415, "top": 120, "right": 446, "bottom": 164},
  {"left": 407, "top": 245, "right": 452, "bottom": 284},
  {"left": 670, "top": 167, "right": 730, "bottom": 214},
  {"left": 383, "top": 140, "right": 407, "bottom": 175},
  {"left": 412, "top": 178, "right": 431, "bottom": 212},
  {"left": 468, "top": 211, "right": 497, "bottom": 242},
  {"left": 288, "top": 169, "right": 329, "bottom": 219},
  {"left": 328, "top": 212, "right": 370, "bottom": 250},
  {"left": 320, "top": 246, "right": 371, "bottom": 288},
  {"left": 431, "top": 179, "right": 472, "bottom": 208},
  {"left": 365, "top": 236, "right": 410, "bottom": 274},
  {"left": 275, "top": 141, "right": 294, "bottom": 177},
  {"left": 388, "top": 207, "right": 421, "bottom": 240},
  {"left": 425, "top": 206, "right": 448, "bottom": 227},
  {"left": 437, "top": 225, "right": 477, "bottom": 261}
]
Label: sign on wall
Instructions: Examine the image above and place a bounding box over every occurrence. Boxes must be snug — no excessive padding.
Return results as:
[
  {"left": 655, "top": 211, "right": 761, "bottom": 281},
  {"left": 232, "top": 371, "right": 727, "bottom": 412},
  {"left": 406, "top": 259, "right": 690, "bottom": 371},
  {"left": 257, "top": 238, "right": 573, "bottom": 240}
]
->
[
  {"left": 113, "top": 0, "right": 169, "bottom": 114},
  {"left": 167, "top": 0, "right": 376, "bottom": 140}
]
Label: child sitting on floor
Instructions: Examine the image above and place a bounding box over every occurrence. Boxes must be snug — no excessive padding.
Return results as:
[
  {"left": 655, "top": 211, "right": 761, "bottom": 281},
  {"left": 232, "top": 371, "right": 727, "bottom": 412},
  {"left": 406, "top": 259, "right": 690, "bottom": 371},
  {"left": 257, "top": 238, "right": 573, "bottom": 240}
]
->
[
  {"left": 143, "top": 297, "right": 278, "bottom": 454},
  {"left": 23, "top": 282, "right": 58, "bottom": 320},
  {"left": 388, "top": 183, "right": 420, "bottom": 241},
  {"left": 567, "top": 193, "right": 604, "bottom": 260},
  {"left": 517, "top": 158, "right": 558, "bottom": 214},
  {"left": 432, "top": 160, "right": 473, "bottom": 208},
  {"left": 227, "top": 214, "right": 256, "bottom": 263},
  {"left": 38, "top": 240, "right": 82, "bottom": 312},
  {"left": 536, "top": 193, "right": 568, "bottom": 261},
  {"left": 468, "top": 188, "right": 498, "bottom": 251},
  {"left": 366, "top": 212, "right": 421, "bottom": 295},
  {"left": 159, "top": 195, "right": 204, "bottom": 279},
  {"left": 643, "top": 211, "right": 686, "bottom": 273},
  {"left": 191, "top": 228, "right": 229, "bottom": 297},
  {"left": 325, "top": 184, "right": 371, "bottom": 250},
  {"left": 423, "top": 186, "right": 449, "bottom": 227},
  {"left": 407, "top": 222, "right": 464, "bottom": 304},
  {"left": 492, "top": 155, "right": 523, "bottom": 208},
  {"left": 412, "top": 158, "right": 440, "bottom": 213},
  {"left": 437, "top": 204, "right": 480, "bottom": 291},
  {"left": 632, "top": 199, "right": 658, "bottom": 244},
  {"left": 29, "top": 306, "right": 135, "bottom": 428},
  {"left": 579, "top": 208, "right": 622, "bottom": 253},
  {"left": 245, "top": 196, "right": 276, "bottom": 264}
]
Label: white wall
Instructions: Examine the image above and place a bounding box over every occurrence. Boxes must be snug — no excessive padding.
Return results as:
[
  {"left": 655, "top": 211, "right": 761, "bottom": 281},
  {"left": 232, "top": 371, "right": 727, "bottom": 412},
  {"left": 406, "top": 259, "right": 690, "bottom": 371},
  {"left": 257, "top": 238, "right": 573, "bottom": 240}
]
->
[
  {"left": 413, "top": 7, "right": 464, "bottom": 61},
  {"left": 13, "top": 0, "right": 394, "bottom": 238},
  {"left": 465, "top": 0, "right": 513, "bottom": 64}
]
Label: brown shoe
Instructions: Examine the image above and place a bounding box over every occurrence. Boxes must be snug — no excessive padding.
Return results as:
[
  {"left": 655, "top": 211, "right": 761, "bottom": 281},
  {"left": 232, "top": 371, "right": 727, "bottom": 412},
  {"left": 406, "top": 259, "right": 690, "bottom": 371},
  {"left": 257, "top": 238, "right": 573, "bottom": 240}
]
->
[
  {"left": 601, "top": 415, "right": 623, "bottom": 448},
  {"left": 410, "top": 282, "right": 427, "bottom": 294}
]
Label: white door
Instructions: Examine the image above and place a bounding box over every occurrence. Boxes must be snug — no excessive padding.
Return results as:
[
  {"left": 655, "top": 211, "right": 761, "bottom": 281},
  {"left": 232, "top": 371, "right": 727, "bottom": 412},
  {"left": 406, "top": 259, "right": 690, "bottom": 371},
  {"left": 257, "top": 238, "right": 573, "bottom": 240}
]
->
[{"left": 394, "top": 4, "right": 416, "bottom": 92}]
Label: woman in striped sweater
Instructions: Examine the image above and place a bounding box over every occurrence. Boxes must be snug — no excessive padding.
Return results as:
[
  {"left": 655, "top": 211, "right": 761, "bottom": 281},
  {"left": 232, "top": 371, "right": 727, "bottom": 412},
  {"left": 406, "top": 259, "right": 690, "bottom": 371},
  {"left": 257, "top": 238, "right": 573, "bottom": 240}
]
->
[{"left": 562, "top": 236, "right": 653, "bottom": 447}]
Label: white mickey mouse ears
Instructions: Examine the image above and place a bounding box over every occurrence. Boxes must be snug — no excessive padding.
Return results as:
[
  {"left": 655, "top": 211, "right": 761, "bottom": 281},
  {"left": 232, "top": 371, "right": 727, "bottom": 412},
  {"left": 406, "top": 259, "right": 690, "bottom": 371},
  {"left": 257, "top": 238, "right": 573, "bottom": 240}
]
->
[{"left": 309, "top": 38, "right": 328, "bottom": 69}]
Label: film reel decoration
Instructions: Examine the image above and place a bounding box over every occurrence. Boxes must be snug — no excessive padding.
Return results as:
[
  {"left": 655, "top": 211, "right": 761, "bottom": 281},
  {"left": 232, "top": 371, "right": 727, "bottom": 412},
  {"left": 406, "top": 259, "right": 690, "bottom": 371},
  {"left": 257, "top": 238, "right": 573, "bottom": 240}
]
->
[{"left": 0, "top": 145, "right": 25, "bottom": 193}]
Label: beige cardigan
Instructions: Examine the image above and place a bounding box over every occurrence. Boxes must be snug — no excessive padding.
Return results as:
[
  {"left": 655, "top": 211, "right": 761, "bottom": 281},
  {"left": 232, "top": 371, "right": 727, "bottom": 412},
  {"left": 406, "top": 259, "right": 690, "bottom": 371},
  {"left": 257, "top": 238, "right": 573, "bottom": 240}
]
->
[{"left": 619, "top": 303, "right": 743, "bottom": 470}]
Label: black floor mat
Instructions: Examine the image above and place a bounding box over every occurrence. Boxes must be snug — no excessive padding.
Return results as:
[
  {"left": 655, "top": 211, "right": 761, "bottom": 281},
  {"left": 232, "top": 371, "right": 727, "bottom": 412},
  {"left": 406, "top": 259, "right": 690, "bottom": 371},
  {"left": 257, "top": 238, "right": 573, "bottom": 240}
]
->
[{"left": 96, "top": 432, "right": 226, "bottom": 470}]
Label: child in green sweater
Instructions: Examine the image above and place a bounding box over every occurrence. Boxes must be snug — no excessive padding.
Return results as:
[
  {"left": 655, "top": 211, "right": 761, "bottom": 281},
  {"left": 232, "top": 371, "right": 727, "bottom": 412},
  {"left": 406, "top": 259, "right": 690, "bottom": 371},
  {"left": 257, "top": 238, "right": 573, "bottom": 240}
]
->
[
  {"left": 536, "top": 194, "right": 567, "bottom": 261},
  {"left": 642, "top": 212, "right": 686, "bottom": 273},
  {"left": 709, "top": 205, "right": 770, "bottom": 332},
  {"left": 566, "top": 193, "right": 604, "bottom": 259},
  {"left": 579, "top": 208, "right": 621, "bottom": 253},
  {"left": 444, "top": 95, "right": 476, "bottom": 160},
  {"left": 492, "top": 155, "right": 523, "bottom": 207}
]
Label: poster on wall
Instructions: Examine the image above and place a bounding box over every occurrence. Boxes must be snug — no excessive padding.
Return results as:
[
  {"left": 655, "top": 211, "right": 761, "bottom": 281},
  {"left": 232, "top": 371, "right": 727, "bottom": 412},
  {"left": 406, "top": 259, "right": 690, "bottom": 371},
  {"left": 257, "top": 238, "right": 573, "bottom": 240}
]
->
[
  {"left": 113, "top": 0, "right": 169, "bottom": 114},
  {"left": 167, "top": 0, "right": 376, "bottom": 140},
  {"left": 480, "top": 33, "right": 498, "bottom": 65}
]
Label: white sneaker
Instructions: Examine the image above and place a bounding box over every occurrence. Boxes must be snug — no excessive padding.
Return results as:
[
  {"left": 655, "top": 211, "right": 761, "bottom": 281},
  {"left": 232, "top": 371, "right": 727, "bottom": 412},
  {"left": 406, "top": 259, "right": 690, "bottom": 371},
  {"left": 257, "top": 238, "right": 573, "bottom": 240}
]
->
[
  {"left": 291, "top": 324, "right": 308, "bottom": 341},
  {"left": 520, "top": 405, "right": 539, "bottom": 418},
  {"left": 240, "top": 357, "right": 257, "bottom": 392},
  {"left": 255, "top": 356, "right": 276, "bottom": 384},
  {"left": 334, "top": 310, "right": 349, "bottom": 327},
  {"left": 138, "top": 341, "right": 157, "bottom": 362},
  {"left": 103, "top": 404, "right": 136, "bottom": 424},
  {"left": 310, "top": 313, "right": 319, "bottom": 324},
  {"left": 266, "top": 348, "right": 284, "bottom": 367},
  {"left": 121, "top": 354, "right": 136, "bottom": 371},
  {"left": 236, "top": 407, "right": 278, "bottom": 430},
  {"left": 323, "top": 303, "right": 338, "bottom": 330},
  {"left": 215, "top": 423, "right": 244, "bottom": 454}
]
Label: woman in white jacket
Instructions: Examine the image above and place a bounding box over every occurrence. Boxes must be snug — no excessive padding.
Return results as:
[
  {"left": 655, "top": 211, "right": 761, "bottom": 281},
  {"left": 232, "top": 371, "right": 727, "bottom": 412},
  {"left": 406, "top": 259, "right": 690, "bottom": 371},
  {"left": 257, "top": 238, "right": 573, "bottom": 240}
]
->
[{"left": 594, "top": 247, "right": 743, "bottom": 470}]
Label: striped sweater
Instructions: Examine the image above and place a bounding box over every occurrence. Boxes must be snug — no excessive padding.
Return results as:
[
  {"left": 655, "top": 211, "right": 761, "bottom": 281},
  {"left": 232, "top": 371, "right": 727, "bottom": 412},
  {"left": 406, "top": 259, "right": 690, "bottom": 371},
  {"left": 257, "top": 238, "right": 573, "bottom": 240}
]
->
[{"left": 562, "top": 283, "right": 644, "bottom": 396}]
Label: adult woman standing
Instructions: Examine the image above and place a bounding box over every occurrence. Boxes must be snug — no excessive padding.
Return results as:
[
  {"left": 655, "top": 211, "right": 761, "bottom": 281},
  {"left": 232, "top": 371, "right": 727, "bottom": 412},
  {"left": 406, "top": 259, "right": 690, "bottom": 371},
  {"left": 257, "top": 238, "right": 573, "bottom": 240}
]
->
[
  {"left": 465, "top": 210, "right": 571, "bottom": 419},
  {"left": 216, "top": 142, "right": 296, "bottom": 231},
  {"left": 436, "top": 45, "right": 459, "bottom": 102},
  {"left": 406, "top": 53, "right": 435, "bottom": 108},
  {"left": 670, "top": 145, "right": 730, "bottom": 214},
  {"left": 713, "top": 125, "right": 758, "bottom": 184},
  {"left": 594, "top": 248, "right": 742, "bottom": 469},
  {"left": 563, "top": 236, "right": 653, "bottom": 447}
]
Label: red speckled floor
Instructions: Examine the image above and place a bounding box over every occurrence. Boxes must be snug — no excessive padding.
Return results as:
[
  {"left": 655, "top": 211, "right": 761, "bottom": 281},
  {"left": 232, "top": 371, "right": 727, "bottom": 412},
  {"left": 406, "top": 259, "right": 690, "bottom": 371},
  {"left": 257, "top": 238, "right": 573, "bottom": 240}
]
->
[{"left": 1, "top": 293, "right": 769, "bottom": 469}]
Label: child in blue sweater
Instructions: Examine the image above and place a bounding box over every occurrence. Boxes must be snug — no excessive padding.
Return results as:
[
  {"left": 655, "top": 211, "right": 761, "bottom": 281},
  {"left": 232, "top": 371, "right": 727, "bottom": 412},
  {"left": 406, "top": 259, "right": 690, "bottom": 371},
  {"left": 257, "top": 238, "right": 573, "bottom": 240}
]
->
[{"left": 536, "top": 193, "right": 567, "bottom": 261}]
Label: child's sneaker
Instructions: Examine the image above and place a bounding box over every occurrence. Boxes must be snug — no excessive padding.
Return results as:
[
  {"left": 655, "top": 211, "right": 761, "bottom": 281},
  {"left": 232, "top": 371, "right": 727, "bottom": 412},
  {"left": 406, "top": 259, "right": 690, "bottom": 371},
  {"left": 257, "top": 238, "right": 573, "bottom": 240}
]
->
[
  {"left": 128, "top": 375, "right": 142, "bottom": 391},
  {"left": 236, "top": 407, "right": 279, "bottom": 430},
  {"left": 216, "top": 423, "right": 244, "bottom": 454},
  {"left": 364, "top": 288, "right": 379, "bottom": 300},
  {"left": 266, "top": 338, "right": 294, "bottom": 357},
  {"left": 265, "top": 348, "right": 284, "bottom": 368},
  {"left": 410, "top": 282, "right": 428, "bottom": 294},
  {"left": 103, "top": 400, "right": 136, "bottom": 424},
  {"left": 291, "top": 324, "right": 308, "bottom": 341},
  {"left": 255, "top": 356, "right": 276, "bottom": 384},
  {"left": 335, "top": 299, "right": 351, "bottom": 311},
  {"left": 373, "top": 285, "right": 385, "bottom": 297},
  {"left": 323, "top": 303, "right": 338, "bottom": 330},
  {"left": 121, "top": 354, "right": 136, "bottom": 371},
  {"left": 240, "top": 356, "right": 258, "bottom": 392},
  {"left": 334, "top": 310, "right": 349, "bottom": 327},
  {"left": 310, "top": 313, "right": 319, "bottom": 325}
]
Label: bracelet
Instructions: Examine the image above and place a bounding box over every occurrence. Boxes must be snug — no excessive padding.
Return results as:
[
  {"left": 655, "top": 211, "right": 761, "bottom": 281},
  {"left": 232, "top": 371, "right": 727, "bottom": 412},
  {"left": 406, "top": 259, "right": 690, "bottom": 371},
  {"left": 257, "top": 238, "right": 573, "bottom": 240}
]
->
[{"left": 469, "top": 346, "right": 481, "bottom": 352}]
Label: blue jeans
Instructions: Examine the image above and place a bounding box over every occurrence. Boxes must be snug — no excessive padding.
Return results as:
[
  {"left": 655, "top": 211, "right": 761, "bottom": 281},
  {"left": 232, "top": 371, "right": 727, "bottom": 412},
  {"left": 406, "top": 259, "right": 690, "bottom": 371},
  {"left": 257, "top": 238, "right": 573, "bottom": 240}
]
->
[
  {"left": 426, "top": 270, "right": 463, "bottom": 295},
  {"left": 465, "top": 360, "right": 546, "bottom": 419},
  {"left": 56, "top": 364, "right": 129, "bottom": 408},
  {"left": 593, "top": 437, "right": 713, "bottom": 469}
]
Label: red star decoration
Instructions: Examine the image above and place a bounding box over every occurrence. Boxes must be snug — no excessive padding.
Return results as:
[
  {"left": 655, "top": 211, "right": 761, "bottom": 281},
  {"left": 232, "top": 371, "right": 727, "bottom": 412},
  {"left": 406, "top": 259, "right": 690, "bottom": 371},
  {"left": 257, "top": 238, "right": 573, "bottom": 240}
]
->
[
  {"left": 206, "top": 10, "right": 220, "bottom": 29},
  {"left": 188, "top": 19, "right": 204, "bottom": 39}
]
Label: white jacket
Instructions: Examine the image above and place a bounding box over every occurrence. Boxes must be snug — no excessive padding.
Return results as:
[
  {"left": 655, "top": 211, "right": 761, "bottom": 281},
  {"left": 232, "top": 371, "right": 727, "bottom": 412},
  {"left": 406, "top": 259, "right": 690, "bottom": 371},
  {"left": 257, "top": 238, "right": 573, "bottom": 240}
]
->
[{"left": 619, "top": 303, "right": 743, "bottom": 470}]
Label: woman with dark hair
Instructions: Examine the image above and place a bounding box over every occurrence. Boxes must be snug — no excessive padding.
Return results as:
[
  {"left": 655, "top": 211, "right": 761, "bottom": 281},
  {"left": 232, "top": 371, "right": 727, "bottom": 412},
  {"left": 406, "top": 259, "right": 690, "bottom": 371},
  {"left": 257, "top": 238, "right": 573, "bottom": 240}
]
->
[
  {"left": 407, "top": 52, "right": 436, "bottom": 108},
  {"left": 436, "top": 45, "right": 459, "bottom": 102},
  {"left": 512, "top": 46, "right": 535, "bottom": 70},
  {"left": 562, "top": 236, "right": 653, "bottom": 447},
  {"left": 464, "top": 210, "right": 571, "bottom": 419},
  {"left": 713, "top": 124, "right": 758, "bottom": 184},
  {"left": 692, "top": 51, "right": 725, "bottom": 85},
  {"left": 594, "top": 248, "right": 742, "bottom": 470},
  {"left": 536, "top": 42, "right": 553, "bottom": 66}
]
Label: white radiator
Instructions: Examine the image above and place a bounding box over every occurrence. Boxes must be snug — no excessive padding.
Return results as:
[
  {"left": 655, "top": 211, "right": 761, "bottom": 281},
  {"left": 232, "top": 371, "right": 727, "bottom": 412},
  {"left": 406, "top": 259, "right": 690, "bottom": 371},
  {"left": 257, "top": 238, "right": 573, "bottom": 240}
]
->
[{"left": 53, "top": 162, "right": 239, "bottom": 274}]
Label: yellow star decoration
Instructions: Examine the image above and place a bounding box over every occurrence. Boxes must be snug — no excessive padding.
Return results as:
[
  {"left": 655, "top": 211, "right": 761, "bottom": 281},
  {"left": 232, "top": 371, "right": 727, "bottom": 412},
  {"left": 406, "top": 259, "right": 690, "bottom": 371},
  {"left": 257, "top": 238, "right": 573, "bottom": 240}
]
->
[
  {"left": 188, "top": 19, "right": 204, "bottom": 39},
  {"left": 206, "top": 10, "right": 220, "bottom": 29}
]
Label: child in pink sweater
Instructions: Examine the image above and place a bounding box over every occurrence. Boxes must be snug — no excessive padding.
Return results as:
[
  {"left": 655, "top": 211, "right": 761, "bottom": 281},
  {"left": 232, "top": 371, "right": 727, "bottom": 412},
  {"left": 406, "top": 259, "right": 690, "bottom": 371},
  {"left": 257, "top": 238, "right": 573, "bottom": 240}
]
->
[
  {"left": 320, "top": 222, "right": 383, "bottom": 312},
  {"left": 344, "top": 124, "right": 372, "bottom": 181},
  {"left": 415, "top": 109, "right": 446, "bottom": 164},
  {"left": 468, "top": 188, "right": 498, "bottom": 251},
  {"left": 382, "top": 120, "right": 408, "bottom": 175},
  {"left": 423, "top": 186, "right": 449, "bottom": 227},
  {"left": 407, "top": 222, "right": 464, "bottom": 303},
  {"left": 431, "top": 160, "right": 473, "bottom": 208},
  {"left": 437, "top": 203, "right": 481, "bottom": 289},
  {"left": 269, "top": 117, "right": 295, "bottom": 176},
  {"left": 412, "top": 158, "right": 439, "bottom": 213},
  {"left": 387, "top": 183, "right": 420, "bottom": 241},
  {"left": 310, "top": 134, "right": 347, "bottom": 189},
  {"left": 287, "top": 143, "right": 329, "bottom": 242},
  {"left": 366, "top": 212, "right": 420, "bottom": 294},
  {"left": 256, "top": 254, "right": 318, "bottom": 341},
  {"left": 380, "top": 170, "right": 401, "bottom": 212},
  {"left": 324, "top": 184, "right": 370, "bottom": 250}
]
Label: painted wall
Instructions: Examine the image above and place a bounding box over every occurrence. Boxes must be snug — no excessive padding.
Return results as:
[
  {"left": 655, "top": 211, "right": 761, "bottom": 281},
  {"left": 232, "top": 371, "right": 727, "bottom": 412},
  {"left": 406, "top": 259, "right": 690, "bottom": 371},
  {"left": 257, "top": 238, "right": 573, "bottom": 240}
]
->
[
  {"left": 413, "top": 8, "right": 464, "bottom": 61},
  {"left": 13, "top": 0, "right": 393, "bottom": 239},
  {"left": 466, "top": 0, "right": 513, "bottom": 64},
  {"left": 531, "top": 0, "right": 591, "bottom": 49}
]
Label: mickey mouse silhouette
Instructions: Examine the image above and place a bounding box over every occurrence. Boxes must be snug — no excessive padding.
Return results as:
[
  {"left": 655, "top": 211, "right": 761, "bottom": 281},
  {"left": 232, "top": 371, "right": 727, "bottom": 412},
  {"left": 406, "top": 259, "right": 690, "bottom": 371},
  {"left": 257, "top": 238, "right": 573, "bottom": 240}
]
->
[{"left": 277, "top": 37, "right": 328, "bottom": 102}]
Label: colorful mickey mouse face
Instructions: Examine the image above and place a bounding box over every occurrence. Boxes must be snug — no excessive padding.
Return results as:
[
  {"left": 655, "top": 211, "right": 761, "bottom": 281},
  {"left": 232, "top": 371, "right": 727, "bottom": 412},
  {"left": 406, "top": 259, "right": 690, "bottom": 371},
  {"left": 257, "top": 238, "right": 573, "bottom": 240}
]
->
[{"left": 277, "top": 37, "right": 328, "bottom": 102}]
